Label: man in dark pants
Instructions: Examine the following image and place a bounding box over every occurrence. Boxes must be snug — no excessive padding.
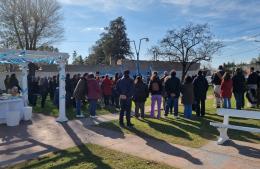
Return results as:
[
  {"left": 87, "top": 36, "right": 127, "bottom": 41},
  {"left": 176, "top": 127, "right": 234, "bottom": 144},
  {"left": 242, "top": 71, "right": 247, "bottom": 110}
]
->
[
  {"left": 193, "top": 70, "right": 209, "bottom": 117},
  {"left": 164, "top": 70, "right": 181, "bottom": 118},
  {"left": 116, "top": 70, "right": 134, "bottom": 127}
]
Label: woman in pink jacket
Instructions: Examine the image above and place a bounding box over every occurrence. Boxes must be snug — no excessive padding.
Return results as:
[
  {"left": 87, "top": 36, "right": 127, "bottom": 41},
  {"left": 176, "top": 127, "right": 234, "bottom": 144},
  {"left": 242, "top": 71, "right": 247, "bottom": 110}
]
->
[{"left": 87, "top": 74, "right": 101, "bottom": 117}]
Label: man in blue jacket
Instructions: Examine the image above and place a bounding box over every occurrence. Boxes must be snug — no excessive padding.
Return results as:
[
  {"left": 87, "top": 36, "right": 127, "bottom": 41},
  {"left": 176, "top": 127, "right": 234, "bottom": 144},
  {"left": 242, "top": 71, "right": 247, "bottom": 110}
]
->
[
  {"left": 116, "top": 70, "right": 134, "bottom": 127},
  {"left": 164, "top": 70, "right": 181, "bottom": 118}
]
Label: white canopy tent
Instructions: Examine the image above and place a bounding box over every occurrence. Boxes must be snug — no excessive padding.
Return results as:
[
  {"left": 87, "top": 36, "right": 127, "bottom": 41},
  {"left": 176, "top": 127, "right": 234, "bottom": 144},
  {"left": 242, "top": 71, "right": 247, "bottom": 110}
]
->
[{"left": 0, "top": 48, "right": 70, "bottom": 122}]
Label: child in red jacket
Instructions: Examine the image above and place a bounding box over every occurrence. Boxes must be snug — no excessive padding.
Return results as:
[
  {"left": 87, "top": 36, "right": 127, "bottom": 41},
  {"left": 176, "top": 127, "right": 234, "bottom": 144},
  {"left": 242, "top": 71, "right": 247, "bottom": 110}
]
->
[{"left": 221, "top": 72, "right": 233, "bottom": 109}]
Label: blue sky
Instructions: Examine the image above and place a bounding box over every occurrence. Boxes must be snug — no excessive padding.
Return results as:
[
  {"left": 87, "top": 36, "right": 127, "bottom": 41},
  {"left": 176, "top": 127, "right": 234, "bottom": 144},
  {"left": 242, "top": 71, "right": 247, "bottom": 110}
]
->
[{"left": 56, "top": 0, "right": 260, "bottom": 68}]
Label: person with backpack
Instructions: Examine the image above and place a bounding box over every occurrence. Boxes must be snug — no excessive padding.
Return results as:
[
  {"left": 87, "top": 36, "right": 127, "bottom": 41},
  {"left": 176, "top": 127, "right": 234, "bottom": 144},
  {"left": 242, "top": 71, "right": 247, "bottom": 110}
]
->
[
  {"left": 211, "top": 65, "right": 225, "bottom": 108},
  {"left": 232, "top": 68, "right": 246, "bottom": 110},
  {"left": 116, "top": 70, "right": 135, "bottom": 127},
  {"left": 164, "top": 70, "right": 181, "bottom": 118},
  {"left": 73, "top": 73, "right": 88, "bottom": 118},
  {"left": 181, "top": 76, "right": 194, "bottom": 119},
  {"left": 193, "top": 70, "right": 209, "bottom": 117},
  {"left": 133, "top": 76, "right": 149, "bottom": 118},
  {"left": 148, "top": 72, "right": 163, "bottom": 119},
  {"left": 221, "top": 72, "right": 233, "bottom": 109}
]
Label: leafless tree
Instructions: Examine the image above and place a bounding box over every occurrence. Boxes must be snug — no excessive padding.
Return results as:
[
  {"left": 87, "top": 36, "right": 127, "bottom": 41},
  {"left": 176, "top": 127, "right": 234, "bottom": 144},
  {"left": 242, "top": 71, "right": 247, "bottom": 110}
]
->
[
  {"left": 0, "top": 0, "right": 63, "bottom": 50},
  {"left": 157, "top": 23, "right": 223, "bottom": 81}
]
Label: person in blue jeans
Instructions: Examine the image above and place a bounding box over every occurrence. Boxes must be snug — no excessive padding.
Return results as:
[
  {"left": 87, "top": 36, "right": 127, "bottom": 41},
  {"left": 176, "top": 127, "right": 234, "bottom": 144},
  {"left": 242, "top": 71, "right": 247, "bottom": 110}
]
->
[
  {"left": 73, "top": 73, "right": 88, "bottom": 118},
  {"left": 221, "top": 72, "right": 233, "bottom": 109},
  {"left": 181, "top": 76, "right": 194, "bottom": 119},
  {"left": 87, "top": 74, "right": 101, "bottom": 117},
  {"left": 164, "top": 70, "right": 181, "bottom": 118}
]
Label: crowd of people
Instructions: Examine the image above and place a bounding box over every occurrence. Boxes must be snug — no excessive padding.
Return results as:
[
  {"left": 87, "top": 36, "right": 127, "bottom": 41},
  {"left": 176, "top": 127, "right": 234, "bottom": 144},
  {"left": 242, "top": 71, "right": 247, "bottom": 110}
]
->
[
  {"left": 211, "top": 65, "right": 260, "bottom": 110},
  {"left": 3, "top": 64, "right": 260, "bottom": 127}
]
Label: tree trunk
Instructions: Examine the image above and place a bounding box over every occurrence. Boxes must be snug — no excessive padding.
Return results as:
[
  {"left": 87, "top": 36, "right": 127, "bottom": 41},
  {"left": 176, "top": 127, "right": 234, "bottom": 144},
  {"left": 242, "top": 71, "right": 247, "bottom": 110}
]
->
[{"left": 181, "top": 63, "right": 187, "bottom": 82}]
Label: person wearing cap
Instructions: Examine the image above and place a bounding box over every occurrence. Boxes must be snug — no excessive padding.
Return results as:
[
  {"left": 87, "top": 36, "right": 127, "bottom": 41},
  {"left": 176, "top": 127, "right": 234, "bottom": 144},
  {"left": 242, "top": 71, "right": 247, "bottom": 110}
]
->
[
  {"left": 211, "top": 65, "right": 225, "bottom": 108},
  {"left": 232, "top": 68, "right": 246, "bottom": 110},
  {"left": 116, "top": 70, "right": 135, "bottom": 127}
]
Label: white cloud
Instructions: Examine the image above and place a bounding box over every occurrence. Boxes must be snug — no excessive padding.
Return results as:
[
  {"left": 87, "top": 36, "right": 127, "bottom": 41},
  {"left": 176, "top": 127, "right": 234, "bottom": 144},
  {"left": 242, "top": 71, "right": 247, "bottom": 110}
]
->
[
  {"left": 217, "top": 35, "right": 259, "bottom": 43},
  {"left": 58, "top": 0, "right": 154, "bottom": 11},
  {"left": 81, "top": 27, "right": 104, "bottom": 32}
]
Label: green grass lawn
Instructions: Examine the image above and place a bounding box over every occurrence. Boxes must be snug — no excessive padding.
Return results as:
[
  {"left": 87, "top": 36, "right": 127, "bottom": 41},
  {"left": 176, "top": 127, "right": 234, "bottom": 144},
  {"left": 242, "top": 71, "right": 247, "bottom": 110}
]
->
[
  {"left": 9, "top": 144, "right": 174, "bottom": 169},
  {"left": 33, "top": 98, "right": 118, "bottom": 120},
  {"left": 99, "top": 86, "right": 260, "bottom": 148}
]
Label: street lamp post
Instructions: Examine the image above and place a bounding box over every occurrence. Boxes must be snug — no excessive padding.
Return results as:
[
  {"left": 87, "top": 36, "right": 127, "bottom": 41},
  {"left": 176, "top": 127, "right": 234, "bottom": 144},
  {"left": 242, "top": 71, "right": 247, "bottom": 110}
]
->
[{"left": 129, "top": 38, "right": 149, "bottom": 76}]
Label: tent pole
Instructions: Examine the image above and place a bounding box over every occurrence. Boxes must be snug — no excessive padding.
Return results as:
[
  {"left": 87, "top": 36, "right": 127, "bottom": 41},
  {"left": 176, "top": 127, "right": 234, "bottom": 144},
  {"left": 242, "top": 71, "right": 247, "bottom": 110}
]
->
[
  {"left": 56, "top": 60, "right": 68, "bottom": 122},
  {"left": 21, "top": 63, "right": 28, "bottom": 106}
]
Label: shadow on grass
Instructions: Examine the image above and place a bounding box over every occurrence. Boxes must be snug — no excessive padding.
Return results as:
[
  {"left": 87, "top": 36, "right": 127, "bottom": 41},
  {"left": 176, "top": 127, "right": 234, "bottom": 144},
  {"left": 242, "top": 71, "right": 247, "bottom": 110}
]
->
[
  {"left": 49, "top": 122, "right": 113, "bottom": 169},
  {"left": 124, "top": 126, "right": 203, "bottom": 165},
  {"left": 159, "top": 117, "right": 217, "bottom": 141},
  {"left": 141, "top": 118, "right": 192, "bottom": 141},
  {"left": 82, "top": 119, "right": 125, "bottom": 139}
]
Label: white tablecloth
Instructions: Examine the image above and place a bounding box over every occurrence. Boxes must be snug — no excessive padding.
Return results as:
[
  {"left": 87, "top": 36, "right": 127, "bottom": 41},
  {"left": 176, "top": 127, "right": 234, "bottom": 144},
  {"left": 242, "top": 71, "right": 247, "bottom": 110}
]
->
[{"left": 0, "top": 98, "right": 24, "bottom": 124}]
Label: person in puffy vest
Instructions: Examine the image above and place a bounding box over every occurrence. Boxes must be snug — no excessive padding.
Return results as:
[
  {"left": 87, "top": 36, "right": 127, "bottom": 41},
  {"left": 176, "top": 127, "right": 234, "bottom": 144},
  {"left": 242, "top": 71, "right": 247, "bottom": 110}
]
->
[
  {"left": 133, "top": 76, "right": 149, "bottom": 118},
  {"left": 148, "top": 71, "right": 163, "bottom": 119}
]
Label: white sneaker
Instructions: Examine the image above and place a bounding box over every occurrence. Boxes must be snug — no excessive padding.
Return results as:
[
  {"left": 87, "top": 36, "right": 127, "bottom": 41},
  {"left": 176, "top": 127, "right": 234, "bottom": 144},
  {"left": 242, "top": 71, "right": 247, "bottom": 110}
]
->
[
  {"left": 173, "top": 115, "right": 179, "bottom": 119},
  {"left": 76, "top": 114, "right": 84, "bottom": 118},
  {"left": 90, "top": 115, "right": 97, "bottom": 118}
]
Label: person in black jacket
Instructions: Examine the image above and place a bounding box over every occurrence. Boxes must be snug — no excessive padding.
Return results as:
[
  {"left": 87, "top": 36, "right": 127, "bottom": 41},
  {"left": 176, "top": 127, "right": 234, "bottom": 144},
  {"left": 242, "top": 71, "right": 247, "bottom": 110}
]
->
[
  {"left": 193, "top": 70, "right": 209, "bottom": 117},
  {"left": 133, "top": 76, "right": 149, "bottom": 118},
  {"left": 65, "top": 73, "right": 73, "bottom": 108},
  {"left": 9, "top": 74, "right": 21, "bottom": 91},
  {"left": 4, "top": 75, "right": 10, "bottom": 92},
  {"left": 116, "top": 70, "right": 134, "bottom": 127},
  {"left": 246, "top": 67, "right": 259, "bottom": 107},
  {"left": 232, "top": 68, "right": 246, "bottom": 110},
  {"left": 164, "top": 70, "right": 181, "bottom": 118},
  {"left": 148, "top": 72, "right": 163, "bottom": 119},
  {"left": 39, "top": 77, "right": 49, "bottom": 108}
]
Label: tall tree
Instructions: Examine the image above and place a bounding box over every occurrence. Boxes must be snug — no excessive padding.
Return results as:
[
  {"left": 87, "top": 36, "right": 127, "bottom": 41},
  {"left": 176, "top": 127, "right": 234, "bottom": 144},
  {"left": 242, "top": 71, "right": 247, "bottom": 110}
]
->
[
  {"left": 87, "top": 16, "right": 131, "bottom": 65},
  {"left": 72, "top": 51, "right": 84, "bottom": 65},
  {"left": 156, "top": 23, "right": 223, "bottom": 81},
  {"left": 223, "top": 61, "right": 236, "bottom": 71},
  {"left": 0, "top": 0, "right": 63, "bottom": 50}
]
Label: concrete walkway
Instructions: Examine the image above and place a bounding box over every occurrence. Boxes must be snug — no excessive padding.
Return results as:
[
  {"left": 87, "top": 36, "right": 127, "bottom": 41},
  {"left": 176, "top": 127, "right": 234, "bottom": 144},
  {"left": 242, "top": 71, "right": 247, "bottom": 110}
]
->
[{"left": 0, "top": 113, "right": 259, "bottom": 169}]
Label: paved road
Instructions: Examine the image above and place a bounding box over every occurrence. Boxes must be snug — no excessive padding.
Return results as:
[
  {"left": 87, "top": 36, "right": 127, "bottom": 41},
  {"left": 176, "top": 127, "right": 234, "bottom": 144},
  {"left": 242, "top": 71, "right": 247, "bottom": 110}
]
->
[{"left": 0, "top": 113, "right": 259, "bottom": 169}]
